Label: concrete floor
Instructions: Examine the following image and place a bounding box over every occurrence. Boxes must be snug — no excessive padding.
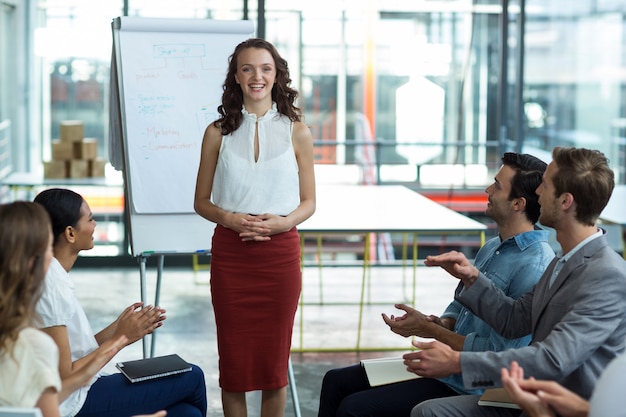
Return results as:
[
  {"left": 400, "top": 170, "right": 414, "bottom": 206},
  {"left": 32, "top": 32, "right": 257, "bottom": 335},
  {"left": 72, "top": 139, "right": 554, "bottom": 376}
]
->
[{"left": 76, "top": 263, "right": 458, "bottom": 417}]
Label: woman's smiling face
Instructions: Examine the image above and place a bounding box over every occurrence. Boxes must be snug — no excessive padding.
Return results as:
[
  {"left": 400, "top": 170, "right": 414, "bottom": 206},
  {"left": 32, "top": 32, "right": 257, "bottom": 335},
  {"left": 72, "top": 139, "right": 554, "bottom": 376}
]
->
[
  {"left": 72, "top": 200, "right": 97, "bottom": 251},
  {"left": 234, "top": 47, "right": 276, "bottom": 104}
]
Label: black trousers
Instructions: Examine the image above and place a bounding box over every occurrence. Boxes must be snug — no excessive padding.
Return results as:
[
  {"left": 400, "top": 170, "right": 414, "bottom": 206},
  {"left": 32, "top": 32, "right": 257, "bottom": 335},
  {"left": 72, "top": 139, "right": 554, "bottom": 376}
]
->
[{"left": 317, "top": 364, "right": 459, "bottom": 417}]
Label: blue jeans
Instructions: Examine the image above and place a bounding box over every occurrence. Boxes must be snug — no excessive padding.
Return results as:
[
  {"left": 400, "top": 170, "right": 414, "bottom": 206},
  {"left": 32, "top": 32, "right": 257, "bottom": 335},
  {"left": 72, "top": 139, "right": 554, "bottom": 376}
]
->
[
  {"left": 75, "top": 364, "right": 207, "bottom": 417},
  {"left": 318, "top": 364, "right": 458, "bottom": 417}
]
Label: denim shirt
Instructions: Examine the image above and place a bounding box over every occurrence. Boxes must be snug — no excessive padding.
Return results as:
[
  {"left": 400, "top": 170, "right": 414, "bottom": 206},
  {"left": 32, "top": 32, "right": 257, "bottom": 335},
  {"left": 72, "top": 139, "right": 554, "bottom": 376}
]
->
[{"left": 437, "top": 227, "right": 554, "bottom": 394}]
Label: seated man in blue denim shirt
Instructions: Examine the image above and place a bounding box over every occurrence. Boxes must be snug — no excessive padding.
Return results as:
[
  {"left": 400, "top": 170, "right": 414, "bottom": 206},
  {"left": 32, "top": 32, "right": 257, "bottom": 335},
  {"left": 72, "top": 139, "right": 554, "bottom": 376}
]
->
[{"left": 317, "top": 152, "right": 555, "bottom": 417}]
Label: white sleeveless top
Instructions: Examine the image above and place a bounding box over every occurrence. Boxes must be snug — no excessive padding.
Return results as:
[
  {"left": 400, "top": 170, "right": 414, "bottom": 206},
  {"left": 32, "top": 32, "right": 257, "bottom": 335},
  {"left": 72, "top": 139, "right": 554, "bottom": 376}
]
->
[{"left": 212, "top": 103, "right": 300, "bottom": 216}]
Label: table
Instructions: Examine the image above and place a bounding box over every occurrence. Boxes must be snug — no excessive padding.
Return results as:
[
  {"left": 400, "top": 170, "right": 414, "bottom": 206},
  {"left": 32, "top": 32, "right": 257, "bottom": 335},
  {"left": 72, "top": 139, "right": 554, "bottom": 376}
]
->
[
  {"left": 1, "top": 171, "right": 127, "bottom": 255},
  {"left": 1, "top": 171, "right": 124, "bottom": 214},
  {"left": 296, "top": 185, "right": 487, "bottom": 351},
  {"left": 2, "top": 170, "right": 123, "bottom": 190}
]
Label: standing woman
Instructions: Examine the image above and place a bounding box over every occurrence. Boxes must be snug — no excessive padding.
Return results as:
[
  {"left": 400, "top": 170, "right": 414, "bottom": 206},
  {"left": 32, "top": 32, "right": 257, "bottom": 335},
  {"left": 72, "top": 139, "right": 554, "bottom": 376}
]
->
[{"left": 194, "top": 38, "right": 316, "bottom": 417}]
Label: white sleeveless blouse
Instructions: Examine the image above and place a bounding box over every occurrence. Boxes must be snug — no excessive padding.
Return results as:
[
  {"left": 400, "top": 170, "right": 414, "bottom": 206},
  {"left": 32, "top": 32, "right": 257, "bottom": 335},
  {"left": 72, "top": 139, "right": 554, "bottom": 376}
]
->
[{"left": 212, "top": 103, "right": 300, "bottom": 216}]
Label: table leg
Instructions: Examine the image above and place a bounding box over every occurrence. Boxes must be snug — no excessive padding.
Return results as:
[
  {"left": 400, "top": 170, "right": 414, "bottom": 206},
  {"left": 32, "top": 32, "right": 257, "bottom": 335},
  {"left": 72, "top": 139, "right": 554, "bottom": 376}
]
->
[{"left": 356, "top": 233, "right": 371, "bottom": 351}]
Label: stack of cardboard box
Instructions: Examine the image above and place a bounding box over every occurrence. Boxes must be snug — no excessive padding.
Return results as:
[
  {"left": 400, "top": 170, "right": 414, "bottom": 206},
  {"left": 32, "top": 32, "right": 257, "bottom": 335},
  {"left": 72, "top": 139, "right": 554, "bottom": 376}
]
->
[{"left": 44, "top": 120, "right": 106, "bottom": 179}]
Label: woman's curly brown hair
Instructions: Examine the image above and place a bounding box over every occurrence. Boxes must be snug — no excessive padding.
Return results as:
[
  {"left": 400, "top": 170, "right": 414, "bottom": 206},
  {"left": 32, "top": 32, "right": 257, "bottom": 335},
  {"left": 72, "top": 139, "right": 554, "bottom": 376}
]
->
[{"left": 215, "top": 38, "right": 302, "bottom": 136}]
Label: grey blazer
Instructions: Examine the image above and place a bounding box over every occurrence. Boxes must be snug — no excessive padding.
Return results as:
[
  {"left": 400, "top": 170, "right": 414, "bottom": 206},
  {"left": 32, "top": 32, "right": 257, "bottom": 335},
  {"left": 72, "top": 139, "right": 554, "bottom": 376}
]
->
[{"left": 456, "top": 234, "right": 626, "bottom": 399}]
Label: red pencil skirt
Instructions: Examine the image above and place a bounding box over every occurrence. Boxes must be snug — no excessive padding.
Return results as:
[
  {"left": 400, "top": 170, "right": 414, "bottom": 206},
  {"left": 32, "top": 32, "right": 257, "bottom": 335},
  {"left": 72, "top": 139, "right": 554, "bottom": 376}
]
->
[{"left": 210, "top": 224, "right": 302, "bottom": 392}]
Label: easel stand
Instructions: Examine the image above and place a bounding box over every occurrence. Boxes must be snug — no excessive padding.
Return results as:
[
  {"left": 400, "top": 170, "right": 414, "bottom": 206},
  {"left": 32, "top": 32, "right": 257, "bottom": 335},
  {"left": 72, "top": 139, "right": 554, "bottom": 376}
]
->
[
  {"left": 135, "top": 253, "right": 301, "bottom": 417},
  {"left": 138, "top": 254, "right": 164, "bottom": 359}
]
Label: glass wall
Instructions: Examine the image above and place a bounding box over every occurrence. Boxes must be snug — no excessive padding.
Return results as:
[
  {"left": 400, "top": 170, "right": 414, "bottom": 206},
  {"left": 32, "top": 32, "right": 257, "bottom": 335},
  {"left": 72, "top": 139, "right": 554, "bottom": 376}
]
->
[
  {"left": 1, "top": 0, "right": 623, "bottom": 258},
  {"left": 263, "top": 1, "right": 504, "bottom": 188},
  {"left": 1, "top": 0, "right": 20, "bottom": 178},
  {"left": 0, "top": 1, "right": 17, "bottom": 180},
  {"left": 5, "top": 1, "right": 626, "bottom": 189},
  {"left": 522, "top": 0, "right": 626, "bottom": 183},
  {"left": 22, "top": 0, "right": 624, "bottom": 188}
]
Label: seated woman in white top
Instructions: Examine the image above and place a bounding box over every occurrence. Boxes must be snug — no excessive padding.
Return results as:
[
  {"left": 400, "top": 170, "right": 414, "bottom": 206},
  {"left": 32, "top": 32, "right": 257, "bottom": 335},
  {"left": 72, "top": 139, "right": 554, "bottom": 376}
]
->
[
  {"left": 34, "top": 188, "right": 207, "bottom": 417},
  {"left": 0, "top": 201, "right": 125, "bottom": 416}
]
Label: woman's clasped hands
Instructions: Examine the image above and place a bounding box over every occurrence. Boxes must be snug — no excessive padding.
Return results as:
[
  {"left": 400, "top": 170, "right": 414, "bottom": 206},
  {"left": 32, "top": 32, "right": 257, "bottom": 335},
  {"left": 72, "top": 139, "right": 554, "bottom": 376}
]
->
[{"left": 231, "top": 212, "right": 292, "bottom": 241}]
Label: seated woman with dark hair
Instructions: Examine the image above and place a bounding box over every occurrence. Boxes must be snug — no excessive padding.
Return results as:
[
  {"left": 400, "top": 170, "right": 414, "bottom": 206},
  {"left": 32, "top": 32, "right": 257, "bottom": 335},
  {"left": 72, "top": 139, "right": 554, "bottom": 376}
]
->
[{"left": 34, "top": 188, "right": 207, "bottom": 417}]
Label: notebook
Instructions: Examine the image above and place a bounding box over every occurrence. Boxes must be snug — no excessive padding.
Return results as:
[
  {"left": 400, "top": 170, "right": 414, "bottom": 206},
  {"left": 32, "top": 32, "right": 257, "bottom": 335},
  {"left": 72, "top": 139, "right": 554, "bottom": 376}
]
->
[
  {"left": 116, "top": 353, "right": 192, "bottom": 383},
  {"left": 360, "top": 356, "right": 421, "bottom": 386},
  {"left": 478, "top": 388, "right": 521, "bottom": 409}
]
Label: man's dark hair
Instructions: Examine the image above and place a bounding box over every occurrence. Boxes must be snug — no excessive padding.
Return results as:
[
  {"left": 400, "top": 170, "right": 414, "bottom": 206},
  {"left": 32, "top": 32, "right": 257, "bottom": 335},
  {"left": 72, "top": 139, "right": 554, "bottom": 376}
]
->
[{"left": 501, "top": 152, "right": 547, "bottom": 224}]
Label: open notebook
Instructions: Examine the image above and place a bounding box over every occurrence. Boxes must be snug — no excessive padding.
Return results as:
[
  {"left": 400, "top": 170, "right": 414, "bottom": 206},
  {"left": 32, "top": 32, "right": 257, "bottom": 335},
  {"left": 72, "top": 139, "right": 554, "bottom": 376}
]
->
[{"left": 360, "top": 356, "right": 421, "bottom": 386}]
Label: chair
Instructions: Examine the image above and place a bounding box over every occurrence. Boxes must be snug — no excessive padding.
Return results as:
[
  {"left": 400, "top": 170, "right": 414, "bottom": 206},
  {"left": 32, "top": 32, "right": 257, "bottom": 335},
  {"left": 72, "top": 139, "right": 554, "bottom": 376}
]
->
[
  {"left": 602, "top": 223, "right": 625, "bottom": 257},
  {"left": 543, "top": 225, "right": 561, "bottom": 253},
  {"left": 0, "top": 408, "right": 43, "bottom": 417},
  {"left": 546, "top": 223, "right": 625, "bottom": 258}
]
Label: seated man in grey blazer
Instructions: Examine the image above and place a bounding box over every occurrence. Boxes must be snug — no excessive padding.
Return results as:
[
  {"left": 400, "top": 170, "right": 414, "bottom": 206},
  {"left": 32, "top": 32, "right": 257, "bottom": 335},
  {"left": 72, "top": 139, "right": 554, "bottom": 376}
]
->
[{"left": 411, "top": 146, "right": 626, "bottom": 417}]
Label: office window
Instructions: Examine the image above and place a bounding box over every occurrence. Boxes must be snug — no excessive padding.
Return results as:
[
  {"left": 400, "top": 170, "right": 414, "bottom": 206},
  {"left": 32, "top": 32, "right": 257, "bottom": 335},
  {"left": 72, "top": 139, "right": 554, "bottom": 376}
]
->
[
  {"left": 522, "top": 0, "right": 626, "bottom": 182},
  {"left": 1, "top": 1, "right": 18, "bottom": 177},
  {"left": 265, "top": 1, "right": 502, "bottom": 186},
  {"left": 30, "top": 0, "right": 626, "bottom": 185}
]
